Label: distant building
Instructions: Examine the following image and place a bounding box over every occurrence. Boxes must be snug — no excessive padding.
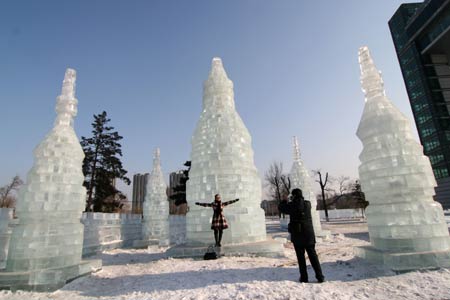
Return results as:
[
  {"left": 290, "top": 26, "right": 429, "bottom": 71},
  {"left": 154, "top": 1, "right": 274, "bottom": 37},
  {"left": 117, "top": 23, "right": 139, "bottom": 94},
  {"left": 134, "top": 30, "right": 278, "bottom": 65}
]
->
[
  {"left": 168, "top": 171, "right": 188, "bottom": 215},
  {"left": 131, "top": 173, "right": 149, "bottom": 214},
  {"left": 389, "top": 0, "right": 450, "bottom": 208},
  {"left": 168, "top": 171, "right": 186, "bottom": 196},
  {"left": 260, "top": 200, "right": 279, "bottom": 216}
]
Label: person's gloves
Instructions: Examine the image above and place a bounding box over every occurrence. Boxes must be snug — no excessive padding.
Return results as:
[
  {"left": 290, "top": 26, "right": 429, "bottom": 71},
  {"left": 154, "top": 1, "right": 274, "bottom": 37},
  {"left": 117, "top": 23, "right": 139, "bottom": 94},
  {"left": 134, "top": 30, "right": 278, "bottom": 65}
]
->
[
  {"left": 235, "top": 198, "right": 239, "bottom": 201},
  {"left": 195, "top": 202, "right": 200, "bottom": 205}
]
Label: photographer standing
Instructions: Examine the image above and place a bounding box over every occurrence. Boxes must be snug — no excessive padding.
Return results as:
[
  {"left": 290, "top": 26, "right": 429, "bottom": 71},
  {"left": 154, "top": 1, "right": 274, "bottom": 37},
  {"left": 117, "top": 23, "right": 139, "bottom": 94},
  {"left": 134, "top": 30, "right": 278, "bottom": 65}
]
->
[{"left": 279, "top": 188, "right": 325, "bottom": 283}]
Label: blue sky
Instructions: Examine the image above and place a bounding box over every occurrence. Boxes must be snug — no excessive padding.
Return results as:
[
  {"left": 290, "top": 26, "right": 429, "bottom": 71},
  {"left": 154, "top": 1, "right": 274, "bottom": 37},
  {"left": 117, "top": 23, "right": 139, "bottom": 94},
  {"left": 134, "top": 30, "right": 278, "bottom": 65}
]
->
[{"left": 0, "top": 1, "right": 417, "bottom": 198}]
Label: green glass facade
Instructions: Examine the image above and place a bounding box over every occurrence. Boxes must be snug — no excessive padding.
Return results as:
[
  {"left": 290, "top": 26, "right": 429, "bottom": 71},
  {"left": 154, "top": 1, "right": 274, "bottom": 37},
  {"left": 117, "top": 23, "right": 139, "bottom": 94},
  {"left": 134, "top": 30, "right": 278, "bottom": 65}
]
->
[{"left": 390, "top": 0, "right": 450, "bottom": 208}]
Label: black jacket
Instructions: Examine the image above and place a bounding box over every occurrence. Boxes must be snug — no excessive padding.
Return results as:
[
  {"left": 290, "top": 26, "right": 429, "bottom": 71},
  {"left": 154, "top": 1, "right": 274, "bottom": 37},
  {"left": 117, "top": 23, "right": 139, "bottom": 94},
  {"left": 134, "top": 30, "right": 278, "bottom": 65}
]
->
[{"left": 278, "top": 198, "right": 316, "bottom": 246}]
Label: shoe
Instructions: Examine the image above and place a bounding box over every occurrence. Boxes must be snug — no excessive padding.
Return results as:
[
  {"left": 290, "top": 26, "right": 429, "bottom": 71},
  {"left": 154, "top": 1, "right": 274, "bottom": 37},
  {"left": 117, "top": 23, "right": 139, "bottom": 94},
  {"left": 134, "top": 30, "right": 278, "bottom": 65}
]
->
[
  {"left": 317, "top": 277, "right": 325, "bottom": 283},
  {"left": 299, "top": 277, "right": 308, "bottom": 283},
  {"left": 217, "top": 242, "right": 222, "bottom": 247}
]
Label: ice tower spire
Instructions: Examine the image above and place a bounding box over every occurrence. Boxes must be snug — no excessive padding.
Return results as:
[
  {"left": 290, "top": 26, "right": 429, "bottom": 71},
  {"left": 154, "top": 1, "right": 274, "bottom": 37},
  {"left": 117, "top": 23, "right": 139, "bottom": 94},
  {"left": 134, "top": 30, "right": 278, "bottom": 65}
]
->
[
  {"left": 202, "top": 57, "right": 235, "bottom": 110},
  {"left": 152, "top": 148, "right": 162, "bottom": 175},
  {"left": 292, "top": 136, "right": 301, "bottom": 162},
  {"left": 55, "top": 68, "right": 78, "bottom": 127},
  {"left": 208, "top": 57, "right": 230, "bottom": 81},
  {"left": 359, "top": 46, "right": 385, "bottom": 101}
]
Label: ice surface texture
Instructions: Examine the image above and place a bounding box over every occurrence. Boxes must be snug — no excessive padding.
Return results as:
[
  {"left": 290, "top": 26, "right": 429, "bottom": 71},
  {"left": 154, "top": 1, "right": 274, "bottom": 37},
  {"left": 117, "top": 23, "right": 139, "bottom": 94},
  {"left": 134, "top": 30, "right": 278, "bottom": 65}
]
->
[
  {"left": 357, "top": 47, "right": 450, "bottom": 254},
  {"left": 142, "top": 148, "right": 170, "bottom": 246},
  {"left": 289, "top": 136, "right": 326, "bottom": 236},
  {"left": 6, "top": 69, "right": 87, "bottom": 272},
  {"left": 186, "top": 58, "right": 267, "bottom": 245}
]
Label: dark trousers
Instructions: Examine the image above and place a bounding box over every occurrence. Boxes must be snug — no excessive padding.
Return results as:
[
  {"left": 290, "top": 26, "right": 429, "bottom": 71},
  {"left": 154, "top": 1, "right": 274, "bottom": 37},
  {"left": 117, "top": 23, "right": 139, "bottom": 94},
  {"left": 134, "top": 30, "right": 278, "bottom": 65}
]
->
[{"left": 293, "top": 243, "right": 324, "bottom": 282}]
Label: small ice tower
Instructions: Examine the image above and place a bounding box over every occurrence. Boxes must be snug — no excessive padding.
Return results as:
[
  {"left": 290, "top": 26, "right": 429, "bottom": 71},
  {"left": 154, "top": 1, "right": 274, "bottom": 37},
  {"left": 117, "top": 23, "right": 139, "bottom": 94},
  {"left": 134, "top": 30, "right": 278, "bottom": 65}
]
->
[
  {"left": 355, "top": 46, "right": 450, "bottom": 271},
  {"left": 142, "top": 148, "right": 170, "bottom": 246},
  {"left": 289, "top": 136, "right": 329, "bottom": 238}
]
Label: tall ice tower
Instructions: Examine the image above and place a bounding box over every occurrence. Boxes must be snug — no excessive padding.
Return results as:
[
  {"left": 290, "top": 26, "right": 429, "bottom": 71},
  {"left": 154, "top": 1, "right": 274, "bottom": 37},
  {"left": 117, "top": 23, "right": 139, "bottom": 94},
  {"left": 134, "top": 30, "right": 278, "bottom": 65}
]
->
[
  {"left": 355, "top": 46, "right": 450, "bottom": 271},
  {"left": 1, "top": 69, "right": 101, "bottom": 291},
  {"left": 185, "top": 58, "right": 267, "bottom": 246}
]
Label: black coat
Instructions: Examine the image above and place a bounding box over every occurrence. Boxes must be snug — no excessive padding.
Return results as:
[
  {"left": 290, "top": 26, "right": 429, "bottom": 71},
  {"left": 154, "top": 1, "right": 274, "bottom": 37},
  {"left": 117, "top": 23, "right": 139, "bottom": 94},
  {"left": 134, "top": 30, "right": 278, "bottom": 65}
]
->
[{"left": 278, "top": 199, "right": 316, "bottom": 246}]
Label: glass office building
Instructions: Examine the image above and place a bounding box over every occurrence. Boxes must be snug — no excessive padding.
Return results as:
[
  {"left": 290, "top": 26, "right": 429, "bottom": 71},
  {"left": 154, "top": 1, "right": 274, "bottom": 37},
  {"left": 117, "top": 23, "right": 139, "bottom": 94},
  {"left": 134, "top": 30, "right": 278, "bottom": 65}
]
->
[{"left": 389, "top": 0, "right": 450, "bottom": 208}]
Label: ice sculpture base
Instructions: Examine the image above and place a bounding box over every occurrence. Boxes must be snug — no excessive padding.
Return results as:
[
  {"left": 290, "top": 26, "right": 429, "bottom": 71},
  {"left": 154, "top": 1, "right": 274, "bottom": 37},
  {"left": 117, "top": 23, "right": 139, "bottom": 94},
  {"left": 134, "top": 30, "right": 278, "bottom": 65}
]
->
[
  {"left": 0, "top": 259, "right": 101, "bottom": 292},
  {"left": 133, "top": 238, "right": 170, "bottom": 249},
  {"left": 355, "top": 245, "right": 450, "bottom": 272},
  {"left": 315, "top": 230, "right": 331, "bottom": 239},
  {"left": 167, "top": 239, "right": 285, "bottom": 258}
]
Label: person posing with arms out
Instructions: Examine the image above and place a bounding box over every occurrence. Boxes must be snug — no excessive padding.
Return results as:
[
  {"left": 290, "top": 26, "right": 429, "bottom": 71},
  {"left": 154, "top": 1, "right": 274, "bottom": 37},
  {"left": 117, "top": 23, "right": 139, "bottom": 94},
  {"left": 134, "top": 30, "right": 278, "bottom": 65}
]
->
[
  {"left": 195, "top": 194, "right": 239, "bottom": 247},
  {"left": 279, "top": 188, "right": 324, "bottom": 283}
]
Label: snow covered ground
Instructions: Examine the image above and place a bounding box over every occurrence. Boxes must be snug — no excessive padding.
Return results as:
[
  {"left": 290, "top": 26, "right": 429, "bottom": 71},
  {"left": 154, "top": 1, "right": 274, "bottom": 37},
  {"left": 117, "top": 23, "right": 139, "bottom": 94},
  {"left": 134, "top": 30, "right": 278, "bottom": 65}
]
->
[{"left": 1, "top": 219, "right": 449, "bottom": 300}]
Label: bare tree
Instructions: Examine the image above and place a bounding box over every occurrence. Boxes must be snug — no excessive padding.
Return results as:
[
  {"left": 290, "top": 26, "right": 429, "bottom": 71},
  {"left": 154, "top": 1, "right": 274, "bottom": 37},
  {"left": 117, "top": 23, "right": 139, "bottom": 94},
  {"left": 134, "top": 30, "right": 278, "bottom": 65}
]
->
[
  {"left": 314, "top": 170, "right": 332, "bottom": 222},
  {"left": 264, "top": 161, "right": 284, "bottom": 204},
  {"left": 337, "top": 175, "right": 351, "bottom": 196},
  {"left": 0, "top": 176, "right": 24, "bottom": 208},
  {"left": 265, "top": 162, "right": 292, "bottom": 217},
  {"left": 280, "top": 174, "right": 291, "bottom": 197}
]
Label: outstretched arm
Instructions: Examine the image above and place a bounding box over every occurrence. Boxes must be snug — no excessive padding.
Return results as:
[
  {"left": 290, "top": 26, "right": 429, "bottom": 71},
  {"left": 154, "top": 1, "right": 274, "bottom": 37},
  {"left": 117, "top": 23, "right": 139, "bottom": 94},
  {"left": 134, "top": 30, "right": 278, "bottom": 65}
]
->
[
  {"left": 223, "top": 198, "right": 239, "bottom": 206},
  {"left": 195, "top": 202, "right": 213, "bottom": 207}
]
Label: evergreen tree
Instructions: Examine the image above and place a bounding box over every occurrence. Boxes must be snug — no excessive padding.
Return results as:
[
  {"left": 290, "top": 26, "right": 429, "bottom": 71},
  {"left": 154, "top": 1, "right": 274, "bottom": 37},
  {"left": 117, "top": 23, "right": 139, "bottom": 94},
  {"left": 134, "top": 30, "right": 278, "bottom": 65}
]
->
[
  {"left": 352, "top": 180, "right": 369, "bottom": 217},
  {"left": 81, "top": 111, "right": 130, "bottom": 212}
]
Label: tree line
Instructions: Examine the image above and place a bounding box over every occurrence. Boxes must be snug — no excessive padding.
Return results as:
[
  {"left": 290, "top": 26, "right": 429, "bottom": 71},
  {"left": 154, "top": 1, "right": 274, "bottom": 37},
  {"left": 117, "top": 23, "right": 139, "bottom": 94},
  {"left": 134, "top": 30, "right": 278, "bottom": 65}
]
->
[
  {"left": 1, "top": 112, "right": 367, "bottom": 216},
  {"left": 264, "top": 161, "right": 368, "bottom": 221},
  {"left": 1, "top": 111, "right": 130, "bottom": 213}
]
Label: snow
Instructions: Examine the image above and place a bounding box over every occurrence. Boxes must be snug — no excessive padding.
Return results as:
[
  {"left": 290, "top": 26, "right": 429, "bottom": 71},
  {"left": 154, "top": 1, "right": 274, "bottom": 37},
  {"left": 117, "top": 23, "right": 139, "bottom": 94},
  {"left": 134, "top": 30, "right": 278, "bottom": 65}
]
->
[{"left": 1, "top": 219, "right": 449, "bottom": 300}]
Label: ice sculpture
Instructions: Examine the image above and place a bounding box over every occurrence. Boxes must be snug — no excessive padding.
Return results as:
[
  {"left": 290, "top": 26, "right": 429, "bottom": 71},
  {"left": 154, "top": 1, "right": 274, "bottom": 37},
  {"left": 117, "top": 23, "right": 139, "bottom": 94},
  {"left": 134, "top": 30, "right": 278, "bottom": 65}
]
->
[
  {"left": 289, "top": 136, "right": 329, "bottom": 238},
  {"left": 355, "top": 46, "right": 450, "bottom": 271},
  {"left": 142, "top": 148, "right": 170, "bottom": 246},
  {"left": 0, "top": 69, "right": 101, "bottom": 291},
  {"left": 184, "top": 57, "right": 267, "bottom": 246}
]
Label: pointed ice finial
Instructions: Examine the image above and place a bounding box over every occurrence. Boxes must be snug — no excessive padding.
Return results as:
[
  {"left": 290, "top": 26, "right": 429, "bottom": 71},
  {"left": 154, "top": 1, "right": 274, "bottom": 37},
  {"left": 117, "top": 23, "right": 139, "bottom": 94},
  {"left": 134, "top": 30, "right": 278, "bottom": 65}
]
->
[
  {"left": 293, "top": 136, "right": 301, "bottom": 162},
  {"left": 202, "top": 57, "right": 235, "bottom": 110},
  {"left": 208, "top": 57, "right": 229, "bottom": 81},
  {"left": 151, "top": 147, "right": 163, "bottom": 175},
  {"left": 153, "top": 148, "right": 161, "bottom": 166},
  {"left": 55, "top": 68, "right": 78, "bottom": 127},
  {"left": 358, "top": 46, "right": 385, "bottom": 101},
  {"left": 61, "top": 68, "right": 76, "bottom": 98}
]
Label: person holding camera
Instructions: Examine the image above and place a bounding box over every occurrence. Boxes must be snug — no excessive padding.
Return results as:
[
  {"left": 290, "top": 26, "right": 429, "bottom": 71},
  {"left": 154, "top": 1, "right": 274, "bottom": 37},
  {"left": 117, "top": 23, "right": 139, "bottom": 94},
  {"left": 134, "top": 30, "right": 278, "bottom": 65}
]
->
[
  {"left": 195, "top": 194, "right": 239, "bottom": 247},
  {"left": 279, "top": 188, "right": 324, "bottom": 283}
]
